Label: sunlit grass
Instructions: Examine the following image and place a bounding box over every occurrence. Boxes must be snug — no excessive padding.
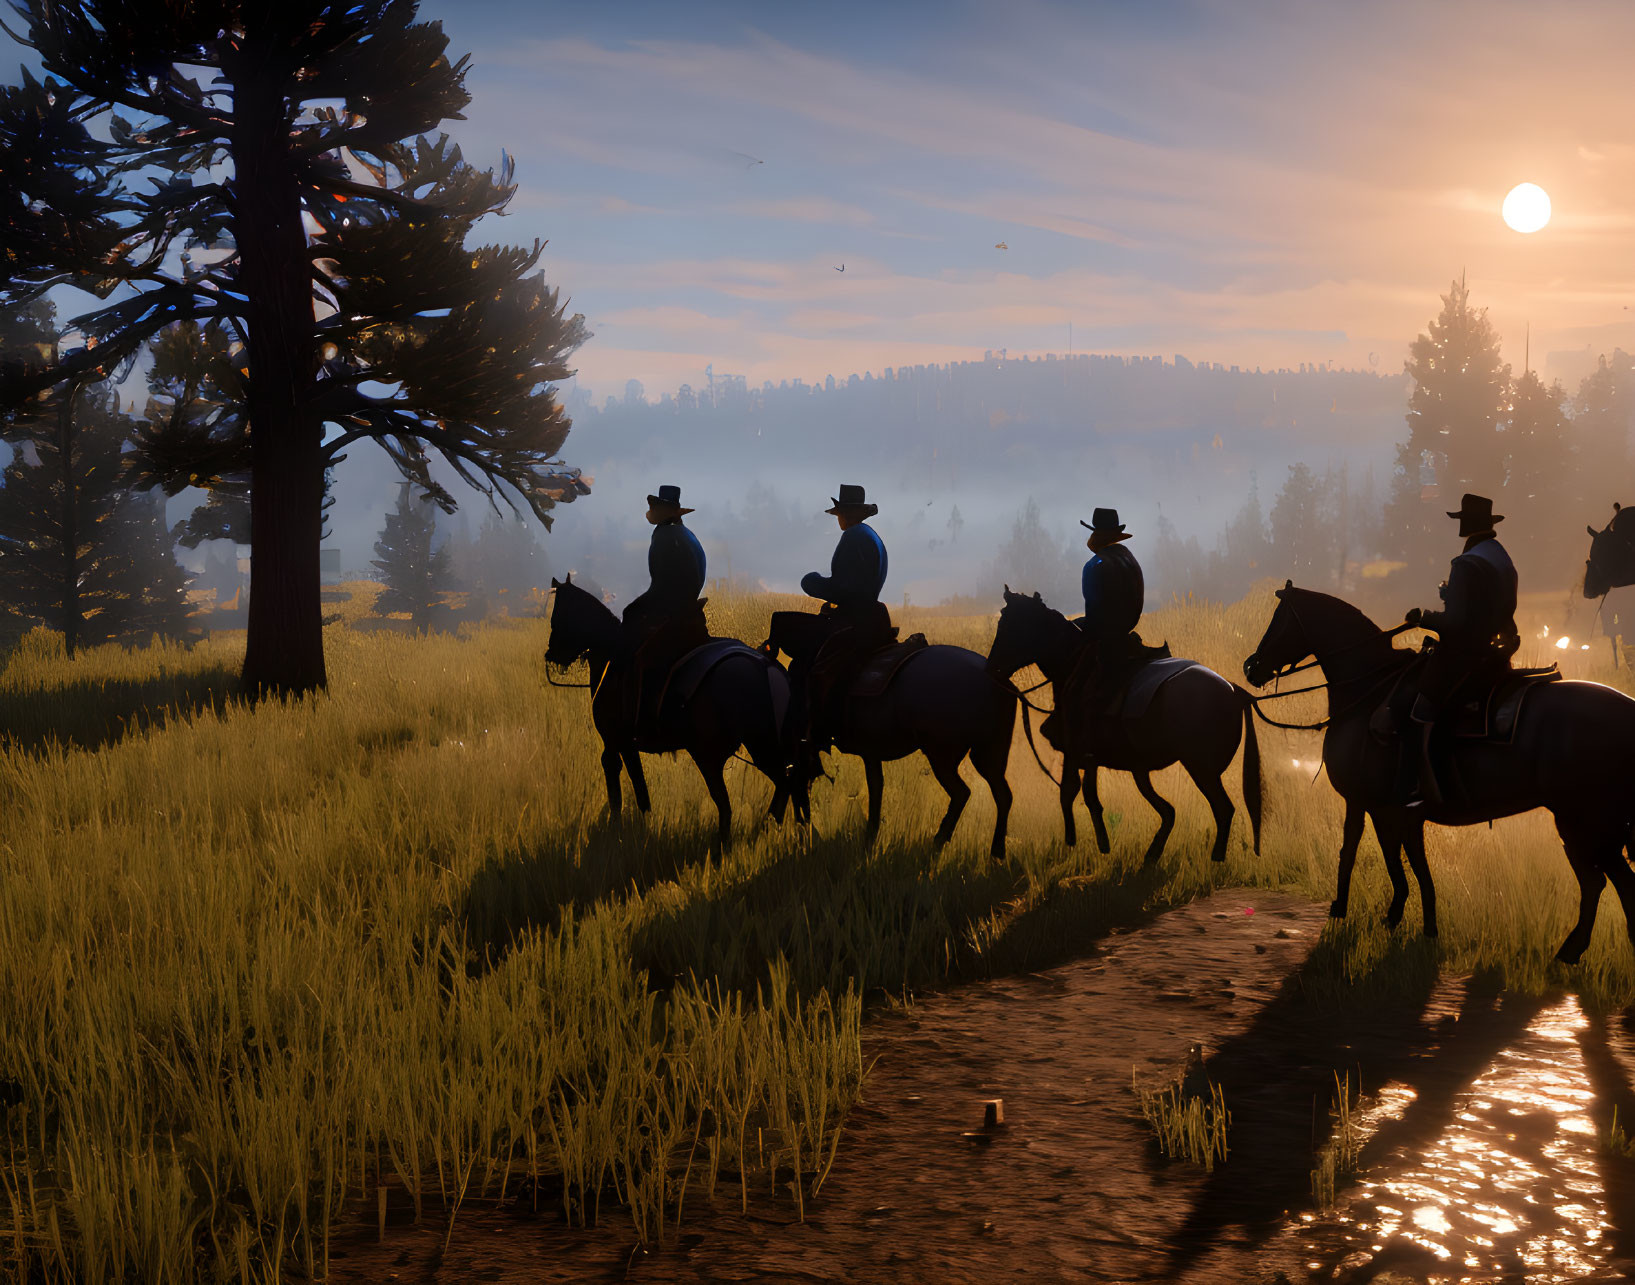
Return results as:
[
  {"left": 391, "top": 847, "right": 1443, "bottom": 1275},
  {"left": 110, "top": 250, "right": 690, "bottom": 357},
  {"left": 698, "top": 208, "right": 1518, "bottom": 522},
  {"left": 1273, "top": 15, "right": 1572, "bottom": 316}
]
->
[{"left": 0, "top": 582, "right": 1628, "bottom": 1277}]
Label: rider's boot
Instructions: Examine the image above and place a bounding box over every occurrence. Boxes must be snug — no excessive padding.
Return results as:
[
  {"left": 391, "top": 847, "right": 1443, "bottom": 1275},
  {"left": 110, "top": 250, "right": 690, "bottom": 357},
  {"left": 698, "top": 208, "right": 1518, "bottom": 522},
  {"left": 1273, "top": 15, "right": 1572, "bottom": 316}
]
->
[{"left": 1405, "top": 691, "right": 1443, "bottom": 809}]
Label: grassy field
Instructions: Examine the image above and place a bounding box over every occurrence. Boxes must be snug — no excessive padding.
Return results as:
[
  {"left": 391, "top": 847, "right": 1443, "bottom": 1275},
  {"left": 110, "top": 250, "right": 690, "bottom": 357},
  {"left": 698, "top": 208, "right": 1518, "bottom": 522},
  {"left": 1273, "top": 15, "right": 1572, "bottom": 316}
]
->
[{"left": 0, "top": 582, "right": 1629, "bottom": 1279}]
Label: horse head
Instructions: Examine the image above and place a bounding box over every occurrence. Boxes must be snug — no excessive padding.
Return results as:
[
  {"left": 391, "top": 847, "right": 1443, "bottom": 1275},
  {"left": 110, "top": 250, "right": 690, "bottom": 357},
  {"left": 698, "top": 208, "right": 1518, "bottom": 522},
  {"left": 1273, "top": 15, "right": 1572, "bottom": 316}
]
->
[
  {"left": 545, "top": 574, "right": 621, "bottom": 669},
  {"left": 988, "top": 585, "right": 1074, "bottom": 679},
  {"left": 1243, "top": 581, "right": 1312, "bottom": 687},
  {"left": 1584, "top": 502, "right": 1633, "bottom": 600}
]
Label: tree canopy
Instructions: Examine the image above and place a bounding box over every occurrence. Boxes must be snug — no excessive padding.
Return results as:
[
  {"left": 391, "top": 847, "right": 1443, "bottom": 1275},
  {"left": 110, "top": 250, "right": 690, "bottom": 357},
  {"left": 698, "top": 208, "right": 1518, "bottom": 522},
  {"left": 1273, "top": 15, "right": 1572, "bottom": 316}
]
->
[{"left": 0, "top": 0, "right": 591, "bottom": 691}]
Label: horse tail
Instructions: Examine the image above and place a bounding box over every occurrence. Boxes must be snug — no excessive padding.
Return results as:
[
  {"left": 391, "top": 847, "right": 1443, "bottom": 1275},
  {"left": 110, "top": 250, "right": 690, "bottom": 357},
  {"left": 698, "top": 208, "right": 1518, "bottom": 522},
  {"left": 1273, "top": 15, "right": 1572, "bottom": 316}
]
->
[{"left": 1234, "top": 683, "right": 1263, "bottom": 854}]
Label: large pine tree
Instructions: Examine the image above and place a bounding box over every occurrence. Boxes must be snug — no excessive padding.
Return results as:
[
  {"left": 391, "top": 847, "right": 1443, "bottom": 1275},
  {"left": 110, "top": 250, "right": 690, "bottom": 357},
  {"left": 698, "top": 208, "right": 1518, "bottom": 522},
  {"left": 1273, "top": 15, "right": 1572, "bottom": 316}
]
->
[
  {"left": 1503, "top": 369, "right": 1575, "bottom": 583},
  {"left": 0, "top": 1, "right": 590, "bottom": 693},
  {"left": 0, "top": 305, "right": 194, "bottom": 651},
  {"left": 1383, "top": 276, "right": 1510, "bottom": 576},
  {"left": 372, "top": 482, "right": 453, "bottom": 629}
]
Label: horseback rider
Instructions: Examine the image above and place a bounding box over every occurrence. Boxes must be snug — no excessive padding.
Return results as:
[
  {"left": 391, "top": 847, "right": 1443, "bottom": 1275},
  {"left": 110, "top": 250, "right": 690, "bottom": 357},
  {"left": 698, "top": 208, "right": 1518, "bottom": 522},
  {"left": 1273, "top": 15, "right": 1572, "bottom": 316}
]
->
[
  {"left": 620, "top": 484, "right": 709, "bottom": 738},
  {"left": 1399, "top": 493, "right": 1520, "bottom": 806},
  {"left": 1046, "top": 508, "right": 1146, "bottom": 747},
  {"left": 797, "top": 483, "right": 893, "bottom": 753}
]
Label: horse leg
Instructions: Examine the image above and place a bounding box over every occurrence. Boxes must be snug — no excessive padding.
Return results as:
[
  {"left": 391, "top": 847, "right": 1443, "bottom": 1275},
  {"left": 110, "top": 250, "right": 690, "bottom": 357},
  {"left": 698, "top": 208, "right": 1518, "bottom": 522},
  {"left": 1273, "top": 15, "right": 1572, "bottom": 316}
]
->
[
  {"left": 1608, "top": 835, "right": 1635, "bottom": 954},
  {"left": 1082, "top": 765, "right": 1111, "bottom": 854},
  {"left": 1401, "top": 820, "right": 1437, "bottom": 938},
  {"left": 1330, "top": 800, "right": 1366, "bottom": 919},
  {"left": 601, "top": 745, "right": 624, "bottom": 817},
  {"left": 1371, "top": 813, "right": 1412, "bottom": 929},
  {"left": 695, "top": 754, "right": 733, "bottom": 854},
  {"left": 929, "top": 753, "right": 973, "bottom": 850},
  {"left": 620, "top": 746, "right": 652, "bottom": 813},
  {"left": 1132, "top": 770, "right": 1175, "bottom": 866},
  {"left": 970, "top": 736, "right": 1013, "bottom": 863},
  {"left": 1184, "top": 760, "right": 1236, "bottom": 864},
  {"left": 1555, "top": 824, "right": 1609, "bottom": 965},
  {"left": 864, "top": 757, "right": 885, "bottom": 848},
  {"left": 1059, "top": 764, "right": 1080, "bottom": 847}
]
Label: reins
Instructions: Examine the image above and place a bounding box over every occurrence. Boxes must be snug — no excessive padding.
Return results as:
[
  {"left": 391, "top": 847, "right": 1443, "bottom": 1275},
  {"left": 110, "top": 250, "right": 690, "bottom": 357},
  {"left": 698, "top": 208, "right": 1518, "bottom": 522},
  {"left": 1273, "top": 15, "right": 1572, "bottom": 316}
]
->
[{"left": 1247, "top": 617, "right": 1417, "bottom": 732}]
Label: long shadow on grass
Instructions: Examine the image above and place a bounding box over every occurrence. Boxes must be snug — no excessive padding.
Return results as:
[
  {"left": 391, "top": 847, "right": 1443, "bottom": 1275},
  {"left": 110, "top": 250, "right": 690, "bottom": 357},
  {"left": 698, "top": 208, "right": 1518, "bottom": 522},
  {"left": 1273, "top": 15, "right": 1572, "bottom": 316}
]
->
[
  {"left": 626, "top": 835, "right": 1179, "bottom": 1006},
  {"left": 460, "top": 813, "right": 733, "bottom": 970},
  {"left": 0, "top": 665, "right": 242, "bottom": 755},
  {"left": 1155, "top": 936, "right": 1577, "bottom": 1281}
]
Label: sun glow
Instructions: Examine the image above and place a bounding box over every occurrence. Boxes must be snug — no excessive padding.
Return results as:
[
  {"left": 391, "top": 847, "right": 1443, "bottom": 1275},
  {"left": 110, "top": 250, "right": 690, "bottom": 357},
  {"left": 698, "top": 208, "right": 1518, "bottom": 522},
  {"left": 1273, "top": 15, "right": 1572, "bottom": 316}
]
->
[{"left": 1502, "top": 183, "right": 1551, "bottom": 233}]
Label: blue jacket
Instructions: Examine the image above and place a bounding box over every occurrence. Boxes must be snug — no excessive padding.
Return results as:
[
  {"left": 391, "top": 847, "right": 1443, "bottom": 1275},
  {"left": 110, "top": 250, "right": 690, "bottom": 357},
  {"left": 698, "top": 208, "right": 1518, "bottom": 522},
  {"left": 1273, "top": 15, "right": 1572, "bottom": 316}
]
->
[
  {"left": 643, "top": 520, "right": 707, "bottom": 609},
  {"left": 1082, "top": 542, "right": 1143, "bottom": 640},
  {"left": 1420, "top": 537, "right": 1518, "bottom": 650},
  {"left": 802, "top": 522, "right": 888, "bottom": 609}
]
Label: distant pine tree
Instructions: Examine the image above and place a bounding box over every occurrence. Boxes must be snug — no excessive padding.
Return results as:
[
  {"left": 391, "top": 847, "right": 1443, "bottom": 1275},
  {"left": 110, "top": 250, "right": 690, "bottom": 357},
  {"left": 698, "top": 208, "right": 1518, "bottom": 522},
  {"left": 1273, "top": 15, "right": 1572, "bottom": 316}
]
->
[
  {"left": 0, "top": 364, "right": 195, "bottom": 653},
  {"left": 1572, "top": 351, "right": 1633, "bottom": 517},
  {"left": 456, "top": 510, "right": 551, "bottom": 615},
  {"left": 372, "top": 483, "right": 452, "bottom": 628},
  {"left": 1504, "top": 369, "right": 1576, "bottom": 584},
  {"left": 1383, "top": 276, "right": 1510, "bottom": 577}
]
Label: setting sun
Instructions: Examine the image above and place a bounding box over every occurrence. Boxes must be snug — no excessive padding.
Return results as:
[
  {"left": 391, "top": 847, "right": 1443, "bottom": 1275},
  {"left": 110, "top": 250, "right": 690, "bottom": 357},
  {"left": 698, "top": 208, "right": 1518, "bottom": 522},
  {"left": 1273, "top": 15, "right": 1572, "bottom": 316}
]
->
[{"left": 1502, "top": 182, "right": 1552, "bottom": 233}]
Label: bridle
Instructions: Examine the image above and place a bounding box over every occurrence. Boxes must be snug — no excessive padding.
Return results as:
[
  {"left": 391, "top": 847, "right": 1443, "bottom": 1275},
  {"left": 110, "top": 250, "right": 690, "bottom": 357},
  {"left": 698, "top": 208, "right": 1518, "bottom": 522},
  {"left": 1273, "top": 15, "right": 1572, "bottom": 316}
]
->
[{"left": 1245, "top": 598, "right": 1416, "bottom": 732}]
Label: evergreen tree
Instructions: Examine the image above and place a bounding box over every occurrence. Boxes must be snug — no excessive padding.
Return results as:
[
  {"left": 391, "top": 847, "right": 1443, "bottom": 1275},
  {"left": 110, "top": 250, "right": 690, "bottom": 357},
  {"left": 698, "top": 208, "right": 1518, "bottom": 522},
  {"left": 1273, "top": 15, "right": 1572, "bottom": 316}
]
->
[
  {"left": 1504, "top": 369, "right": 1576, "bottom": 583},
  {"left": 132, "top": 320, "right": 251, "bottom": 547},
  {"left": 1212, "top": 477, "right": 1271, "bottom": 599},
  {"left": 0, "top": 310, "right": 194, "bottom": 653},
  {"left": 1270, "top": 462, "right": 1337, "bottom": 586},
  {"left": 985, "top": 497, "right": 1078, "bottom": 605},
  {"left": 0, "top": 1, "right": 591, "bottom": 693},
  {"left": 372, "top": 482, "right": 452, "bottom": 628},
  {"left": 1384, "top": 277, "right": 1510, "bottom": 574},
  {"left": 456, "top": 509, "right": 551, "bottom": 613},
  {"left": 1572, "top": 350, "right": 1633, "bottom": 516}
]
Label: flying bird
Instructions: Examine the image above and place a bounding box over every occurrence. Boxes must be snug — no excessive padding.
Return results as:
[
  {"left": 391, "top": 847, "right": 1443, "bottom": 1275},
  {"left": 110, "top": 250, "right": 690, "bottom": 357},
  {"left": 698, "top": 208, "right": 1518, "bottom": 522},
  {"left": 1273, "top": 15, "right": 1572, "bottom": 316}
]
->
[
  {"left": 731, "top": 150, "right": 764, "bottom": 168},
  {"left": 994, "top": 242, "right": 1008, "bottom": 250},
  {"left": 834, "top": 264, "right": 845, "bottom": 272}
]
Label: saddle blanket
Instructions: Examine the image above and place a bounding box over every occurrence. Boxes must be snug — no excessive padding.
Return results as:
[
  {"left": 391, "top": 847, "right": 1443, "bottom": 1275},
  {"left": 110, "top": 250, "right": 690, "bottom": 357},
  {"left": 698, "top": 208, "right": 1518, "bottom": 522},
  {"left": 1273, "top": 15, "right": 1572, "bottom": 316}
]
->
[
  {"left": 851, "top": 633, "right": 930, "bottom": 698},
  {"left": 661, "top": 639, "right": 788, "bottom": 730},
  {"left": 1118, "top": 657, "right": 1200, "bottom": 720},
  {"left": 1449, "top": 665, "right": 1560, "bottom": 743}
]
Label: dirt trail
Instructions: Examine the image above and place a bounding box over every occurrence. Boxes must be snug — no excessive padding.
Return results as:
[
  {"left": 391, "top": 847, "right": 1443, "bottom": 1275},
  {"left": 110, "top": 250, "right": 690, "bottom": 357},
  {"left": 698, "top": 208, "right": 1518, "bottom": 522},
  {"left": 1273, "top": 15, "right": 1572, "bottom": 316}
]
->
[{"left": 328, "top": 891, "right": 1635, "bottom": 1283}]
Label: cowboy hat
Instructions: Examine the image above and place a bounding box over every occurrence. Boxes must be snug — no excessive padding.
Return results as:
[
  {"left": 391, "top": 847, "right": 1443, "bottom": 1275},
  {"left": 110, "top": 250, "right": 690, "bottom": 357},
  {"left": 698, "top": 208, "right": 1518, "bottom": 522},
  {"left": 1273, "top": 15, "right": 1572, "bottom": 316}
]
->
[{"left": 825, "top": 483, "right": 879, "bottom": 518}]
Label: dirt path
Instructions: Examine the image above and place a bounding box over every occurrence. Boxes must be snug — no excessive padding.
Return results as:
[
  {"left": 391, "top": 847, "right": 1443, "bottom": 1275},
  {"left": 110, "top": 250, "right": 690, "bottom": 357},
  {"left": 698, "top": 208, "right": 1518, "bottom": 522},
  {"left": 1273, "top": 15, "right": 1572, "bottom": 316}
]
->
[{"left": 328, "top": 891, "right": 1635, "bottom": 1282}]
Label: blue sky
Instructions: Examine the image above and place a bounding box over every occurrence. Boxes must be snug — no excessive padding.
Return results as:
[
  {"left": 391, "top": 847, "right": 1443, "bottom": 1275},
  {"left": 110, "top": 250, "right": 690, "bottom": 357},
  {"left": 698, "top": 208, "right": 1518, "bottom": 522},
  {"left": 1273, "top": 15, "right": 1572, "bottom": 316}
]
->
[
  {"left": 403, "top": 0, "right": 1635, "bottom": 397},
  {"left": 7, "top": 0, "right": 1635, "bottom": 396}
]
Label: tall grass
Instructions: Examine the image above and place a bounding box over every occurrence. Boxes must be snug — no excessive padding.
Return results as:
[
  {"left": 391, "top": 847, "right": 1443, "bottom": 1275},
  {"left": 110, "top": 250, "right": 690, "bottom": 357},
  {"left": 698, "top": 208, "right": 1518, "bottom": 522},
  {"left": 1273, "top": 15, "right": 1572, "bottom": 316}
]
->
[{"left": 0, "top": 583, "right": 1628, "bottom": 1277}]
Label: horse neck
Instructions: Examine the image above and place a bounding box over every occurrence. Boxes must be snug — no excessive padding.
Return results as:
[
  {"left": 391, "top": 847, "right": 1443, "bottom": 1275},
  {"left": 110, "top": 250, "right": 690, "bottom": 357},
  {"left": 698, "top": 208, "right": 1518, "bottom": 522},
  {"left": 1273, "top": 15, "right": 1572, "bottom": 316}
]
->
[
  {"left": 565, "top": 588, "right": 623, "bottom": 661},
  {"left": 1026, "top": 605, "right": 1083, "bottom": 681},
  {"left": 1291, "top": 591, "right": 1395, "bottom": 688}
]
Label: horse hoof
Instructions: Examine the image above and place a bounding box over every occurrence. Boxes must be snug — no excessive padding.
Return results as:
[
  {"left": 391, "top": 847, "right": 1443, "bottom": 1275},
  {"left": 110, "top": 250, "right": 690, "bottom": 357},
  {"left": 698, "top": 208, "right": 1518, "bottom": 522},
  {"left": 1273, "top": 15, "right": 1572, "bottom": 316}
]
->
[
  {"left": 1210, "top": 849, "right": 1228, "bottom": 864},
  {"left": 1423, "top": 925, "right": 1439, "bottom": 939},
  {"left": 1555, "top": 944, "right": 1586, "bottom": 966},
  {"left": 1328, "top": 902, "right": 1346, "bottom": 919}
]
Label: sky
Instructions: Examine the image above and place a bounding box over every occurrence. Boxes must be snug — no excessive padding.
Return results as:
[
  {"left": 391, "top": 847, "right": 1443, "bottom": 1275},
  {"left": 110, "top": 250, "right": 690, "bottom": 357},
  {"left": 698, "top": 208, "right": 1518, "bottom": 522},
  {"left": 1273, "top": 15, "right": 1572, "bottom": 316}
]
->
[
  {"left": 392, "top": 0, "right": 1635, "bottom": 398},
  {"left": 5, "top": 1, "right": 1633, "bottom": 396}
]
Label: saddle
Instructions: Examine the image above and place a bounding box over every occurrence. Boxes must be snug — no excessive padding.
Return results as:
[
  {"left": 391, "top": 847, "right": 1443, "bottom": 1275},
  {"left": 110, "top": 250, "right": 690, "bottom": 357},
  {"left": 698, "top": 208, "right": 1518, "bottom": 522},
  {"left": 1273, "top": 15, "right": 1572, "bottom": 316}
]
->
[
  {"left": 660, "top": 639, "right": 778, "bottom": 711},
  {"left": 849, "top": 633, "right": 930, "bottom": 699},
  {"left": 1446, "top": 664, "right": 1560, "bottom": 743}
]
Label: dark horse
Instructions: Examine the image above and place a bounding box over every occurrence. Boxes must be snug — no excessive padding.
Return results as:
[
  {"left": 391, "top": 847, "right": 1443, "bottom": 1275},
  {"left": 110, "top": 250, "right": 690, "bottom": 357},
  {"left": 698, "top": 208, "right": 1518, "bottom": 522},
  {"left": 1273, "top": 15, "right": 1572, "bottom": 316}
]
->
[
  {"left": 545, "top": 576, "right": 794, "bottom": 849},
  {"left": 1244, "top": 585, "right": 1635, "bottom": 963},
  {"left": 1585, "top": 502, "right": 1635, "bottom": 666},
  {"left": 766, "top": 612, "right": 1016, "bottom": 860},
  {"left": 986, "top": 589, "right": 1261, "bottom": 865}
]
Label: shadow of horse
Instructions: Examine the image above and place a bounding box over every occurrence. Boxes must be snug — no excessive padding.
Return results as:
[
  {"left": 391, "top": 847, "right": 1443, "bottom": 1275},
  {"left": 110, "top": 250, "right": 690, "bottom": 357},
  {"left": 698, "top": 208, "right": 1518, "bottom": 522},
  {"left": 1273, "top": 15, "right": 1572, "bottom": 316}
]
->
[{"left": 1157, "top": 943, "right": 1635, "bottom": 1281}]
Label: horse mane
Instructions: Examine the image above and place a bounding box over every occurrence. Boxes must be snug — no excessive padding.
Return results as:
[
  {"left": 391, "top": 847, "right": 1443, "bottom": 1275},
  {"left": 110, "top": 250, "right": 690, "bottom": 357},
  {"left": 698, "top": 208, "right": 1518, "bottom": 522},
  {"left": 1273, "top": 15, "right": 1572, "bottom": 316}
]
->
[
  {"left": 550, "top": 577, "right": 623, "bottom": 657},
  {"left": 1282, "top": 586, "right": 1386, "bottom": 637}
]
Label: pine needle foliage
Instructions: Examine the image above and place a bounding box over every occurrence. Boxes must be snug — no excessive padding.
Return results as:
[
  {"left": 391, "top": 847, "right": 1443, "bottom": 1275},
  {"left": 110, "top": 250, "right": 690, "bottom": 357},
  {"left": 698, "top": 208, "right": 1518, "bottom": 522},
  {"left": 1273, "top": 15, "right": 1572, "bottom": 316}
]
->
[
  {"left": 0, "top": 0, "right": 591, "bottom": 692},
  {"left": 372, "top": 481, "right": 453, "bottom": 627}
]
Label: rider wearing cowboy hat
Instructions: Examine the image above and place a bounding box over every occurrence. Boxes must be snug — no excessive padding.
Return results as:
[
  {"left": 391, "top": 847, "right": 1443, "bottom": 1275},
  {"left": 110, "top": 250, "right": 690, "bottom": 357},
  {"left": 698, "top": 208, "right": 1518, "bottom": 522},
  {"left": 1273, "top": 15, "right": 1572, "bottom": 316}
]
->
[
  {"left": 798, "top": 484, "right": 893, "bottom": 754},
  {"left": 1400, "top": 492, "right": 1520, "bottom": 805},
  {"left": 621, "top": 484, "right": 709, "bottom": 738},
  {"left": 1043, "top": 507, "right": 1147, "bottom": 754}
]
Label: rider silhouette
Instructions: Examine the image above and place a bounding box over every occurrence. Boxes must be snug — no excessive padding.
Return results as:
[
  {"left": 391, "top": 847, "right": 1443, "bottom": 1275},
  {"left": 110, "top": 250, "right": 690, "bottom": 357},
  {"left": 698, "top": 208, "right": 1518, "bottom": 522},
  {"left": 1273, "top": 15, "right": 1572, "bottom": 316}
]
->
[
  {"left": 1049, "top": 508, "right": 1146, "bottom": 744},
  {"left": 798, "top": 484, "right": 892, "bottom": 753},
  {"left": 621, "top": 485, "right": 709, "bottom": 738},
  {"left": 1400, "top": 493, "right": 1519, "bottom": 805}
]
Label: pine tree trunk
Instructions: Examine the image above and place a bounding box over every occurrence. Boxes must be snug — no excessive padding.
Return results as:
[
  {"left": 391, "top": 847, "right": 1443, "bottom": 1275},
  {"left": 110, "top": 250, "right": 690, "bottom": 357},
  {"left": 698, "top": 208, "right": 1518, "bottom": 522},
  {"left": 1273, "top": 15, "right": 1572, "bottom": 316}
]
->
[{"left": 233, "top": 66, "right": 326, "bottom": 695}]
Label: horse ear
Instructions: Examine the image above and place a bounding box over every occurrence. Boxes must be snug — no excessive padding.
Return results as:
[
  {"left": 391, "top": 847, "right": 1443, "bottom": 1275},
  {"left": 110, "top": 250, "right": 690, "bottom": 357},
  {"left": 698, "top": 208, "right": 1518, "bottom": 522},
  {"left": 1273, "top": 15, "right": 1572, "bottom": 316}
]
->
[
  {"left": 1032, "top": 590, "right": 1041, "bottom": 601},
  {"left": 1616, "top": 502, "right": 1623, "bottom": 512},
  {"left": 1284, "top": 579, "right": 1293, "bottom": 591},
  {"left": 1589, "top": 525, "right": 1599, "bottom": 537},
  {"left": 1003, "top": 583, "right": 1012, "bottom": 598},
  {"left": 550, "top": 576, "right": 563, "bottom": 589}
]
